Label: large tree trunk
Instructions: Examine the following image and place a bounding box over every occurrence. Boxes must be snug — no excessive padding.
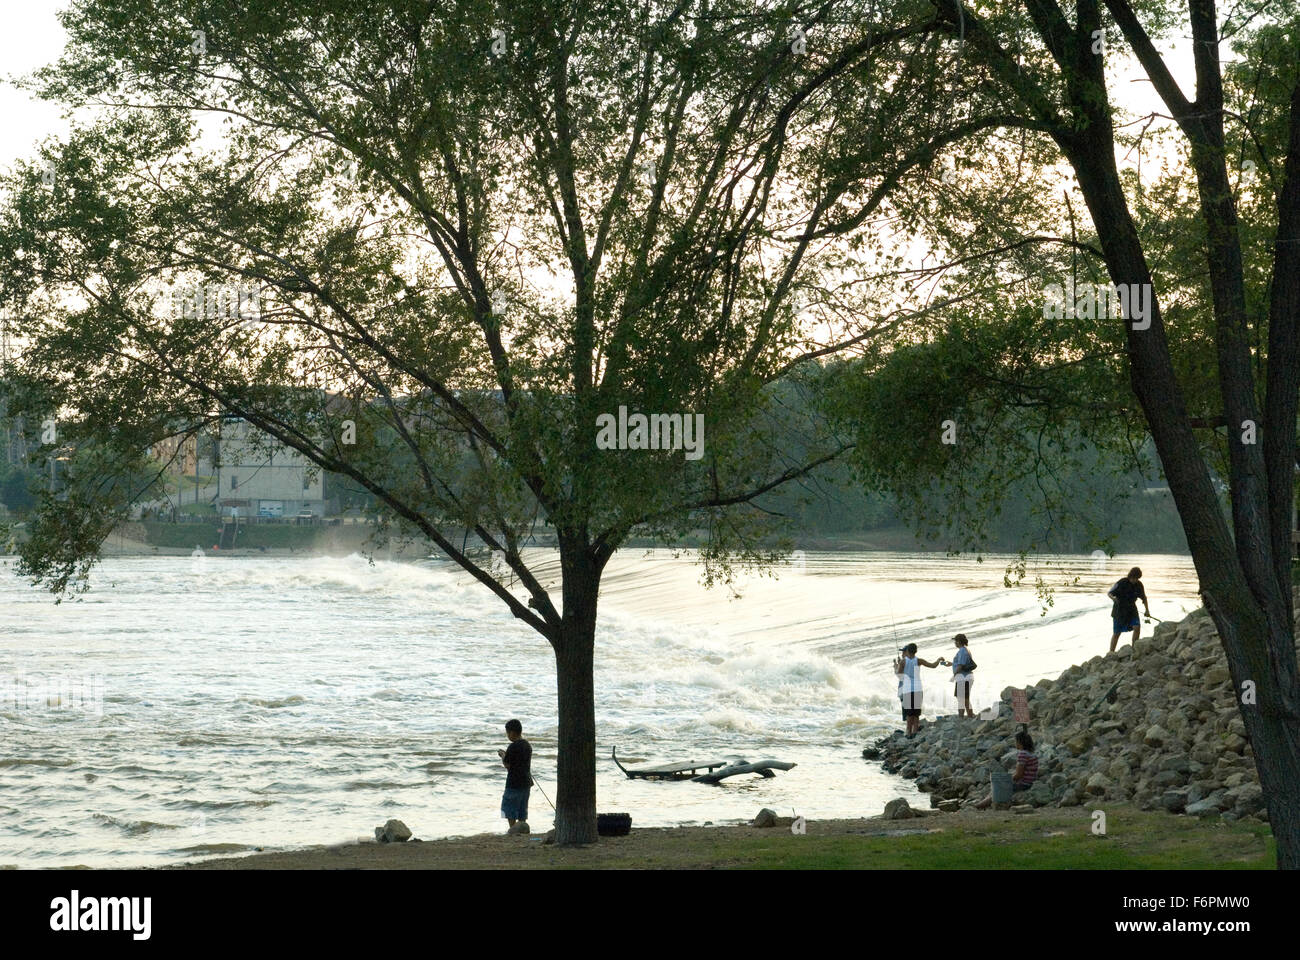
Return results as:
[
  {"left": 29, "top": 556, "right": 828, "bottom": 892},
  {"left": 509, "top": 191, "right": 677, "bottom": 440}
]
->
[
  {"left": 551, "top": 541, "right": 601, "bottom": 845},
  {"left": 1203, "top": 592, "right": 1300, "bottom": 870},
  {"left": 1064, "top": 92, "right": 1300, "bottom": 871}
]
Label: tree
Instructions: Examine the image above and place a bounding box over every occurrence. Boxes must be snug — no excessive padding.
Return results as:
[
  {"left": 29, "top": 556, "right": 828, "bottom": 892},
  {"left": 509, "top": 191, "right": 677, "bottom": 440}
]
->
[
  {"left": 0, "top": 0, "right": 956, "bottom": 843},
  {"left": 828, "top": 0, "right": 1299, "bottom": 866}
]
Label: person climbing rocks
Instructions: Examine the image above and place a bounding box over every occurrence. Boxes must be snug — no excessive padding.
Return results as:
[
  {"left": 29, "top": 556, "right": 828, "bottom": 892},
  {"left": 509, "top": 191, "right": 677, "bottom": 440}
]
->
[{"left": 1108, "top": 566, "right": 1151, "bottom": 653}]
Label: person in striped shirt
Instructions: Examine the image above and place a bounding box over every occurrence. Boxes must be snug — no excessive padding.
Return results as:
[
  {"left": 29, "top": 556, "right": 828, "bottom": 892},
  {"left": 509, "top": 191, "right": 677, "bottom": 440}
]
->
[{"left": 972, "top": 729, "right": 1039, "bottom": 808}]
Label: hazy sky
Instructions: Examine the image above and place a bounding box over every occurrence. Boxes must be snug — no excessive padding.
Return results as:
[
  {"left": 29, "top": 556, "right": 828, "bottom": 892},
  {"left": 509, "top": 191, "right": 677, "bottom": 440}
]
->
[
  {"left": 0, "top": 2, "right": 1202, "bottom": 177},
  {"left": 0, "top": 0, "right": 72, "bottom": 171}
]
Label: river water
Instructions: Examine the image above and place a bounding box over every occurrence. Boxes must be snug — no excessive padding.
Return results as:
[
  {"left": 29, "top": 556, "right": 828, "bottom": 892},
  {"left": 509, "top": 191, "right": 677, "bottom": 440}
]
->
[{"left": 0, "top": 548, "right": 1200, "bottom": 868}]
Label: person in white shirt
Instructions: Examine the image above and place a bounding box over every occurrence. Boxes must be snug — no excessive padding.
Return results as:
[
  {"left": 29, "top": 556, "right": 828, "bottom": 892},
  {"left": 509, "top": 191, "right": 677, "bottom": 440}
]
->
[{"left": 893, "top": 643, "right": 945, "bottom": 737}]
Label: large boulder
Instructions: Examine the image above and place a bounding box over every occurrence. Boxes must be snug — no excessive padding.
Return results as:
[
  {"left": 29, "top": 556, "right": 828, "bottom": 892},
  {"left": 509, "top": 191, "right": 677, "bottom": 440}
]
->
[
  {"left": 883, "top": 797, "right": 916, "bottom": 820},
  {"left": 753, "top": 807, "right": 778, "bottom": 828},
  {"left": 1186, "top": 792, "right": 1226, "bottom": 817},
  {"left": 374, "top": 818, "right": 412, "bottom": 843},
  {"left": 1227, "top": 783, "right": 1265, "bottom": 817},
  {"left": 1160, "top": 788, "right": 1189, "bottom": 814}
]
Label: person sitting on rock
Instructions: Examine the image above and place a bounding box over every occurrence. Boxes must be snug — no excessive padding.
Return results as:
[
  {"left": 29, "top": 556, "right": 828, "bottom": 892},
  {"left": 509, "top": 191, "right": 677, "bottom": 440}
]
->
[
  {"left": 894, "top": 643, "right": 946, "bottom": 737},
  {"left": 972, "top": 729, "right": 1039, "bottom": 809}
]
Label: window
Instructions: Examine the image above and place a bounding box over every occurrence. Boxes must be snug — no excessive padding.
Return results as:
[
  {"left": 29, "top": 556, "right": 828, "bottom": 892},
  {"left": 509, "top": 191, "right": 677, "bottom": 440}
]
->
[{"left": 231, "top": 475, "right": 238, "bottom": 491}]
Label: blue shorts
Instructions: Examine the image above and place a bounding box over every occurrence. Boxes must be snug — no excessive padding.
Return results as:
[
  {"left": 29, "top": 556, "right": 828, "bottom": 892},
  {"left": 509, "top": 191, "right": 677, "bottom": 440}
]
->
[
  {"left": 1113, "top": 614, "right": 1139, "bottom": 633},
  {"left": 501, "top": 786, "right": 530, "bottom": 821}
]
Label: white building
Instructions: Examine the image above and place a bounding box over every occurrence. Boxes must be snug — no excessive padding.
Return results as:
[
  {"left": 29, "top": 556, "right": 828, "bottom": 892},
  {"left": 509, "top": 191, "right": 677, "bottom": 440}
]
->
[{"left": 216, "top": 418, "right": 327, "bottom": 519}]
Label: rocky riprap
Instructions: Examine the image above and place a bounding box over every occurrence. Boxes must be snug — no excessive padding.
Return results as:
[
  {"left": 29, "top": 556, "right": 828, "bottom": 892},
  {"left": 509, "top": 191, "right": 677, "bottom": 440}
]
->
[{"left": 862, "top": 601, "right": 1289, "bottom": 823}]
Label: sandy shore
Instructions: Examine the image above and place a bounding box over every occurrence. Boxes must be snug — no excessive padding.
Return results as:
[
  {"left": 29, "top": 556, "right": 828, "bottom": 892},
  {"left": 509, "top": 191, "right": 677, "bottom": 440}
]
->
[{"left": 168, "top": 805, "right": 1274, "bottom": 870}]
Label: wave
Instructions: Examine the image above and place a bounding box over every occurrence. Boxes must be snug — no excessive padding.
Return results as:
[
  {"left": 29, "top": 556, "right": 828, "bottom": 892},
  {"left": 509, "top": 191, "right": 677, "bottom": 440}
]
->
[
  {"left": 237, "top": 695, "right": 306, "bottom": 709},
  {"left": 341, "top": 780, "right": 422, "bottom": 791},
  {"left": 177, "top": 842, "right": 256, "bottom": 855},
  {"left": 165, "top": 798, "right": 277, "bottom": 810},
  {"left": 92, "top": 814, "right": 182, "bottom": 835},
  {"left": 0, "top": 757, "right": 75, "bottom": 768}
]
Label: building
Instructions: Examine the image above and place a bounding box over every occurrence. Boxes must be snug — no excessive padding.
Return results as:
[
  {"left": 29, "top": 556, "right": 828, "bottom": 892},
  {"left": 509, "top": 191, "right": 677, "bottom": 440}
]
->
[{"left": 215, "top": 418, "right": 330, "bottom": 520}]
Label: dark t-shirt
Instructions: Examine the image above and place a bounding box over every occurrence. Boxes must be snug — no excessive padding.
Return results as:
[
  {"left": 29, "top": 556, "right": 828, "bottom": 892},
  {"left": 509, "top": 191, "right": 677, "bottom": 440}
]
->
[
  {"left": 503, "top": 738, "right": 532, "bottom": 789},
  {"left": 1110, "top": 578, "right": 1146, "bottom": 619}
]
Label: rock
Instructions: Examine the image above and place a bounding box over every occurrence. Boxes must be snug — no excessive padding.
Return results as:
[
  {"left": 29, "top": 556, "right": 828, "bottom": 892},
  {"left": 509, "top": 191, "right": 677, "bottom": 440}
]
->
[
  {"left": 883, "top": 797, "right": 915, "bottom": 820},
  {"left": 1191, "top": 745, "right": 1218, "bottom": 765},
  {"left": 1065, "top": 734, "right": 1093, "bottom": 756},
  {"left": 1143, "top": 724, "right": 1171, "bottom": 747},
  {"left": 753, "top": 807, "right": 778, "bottom": 828},
  {"left": 1227, "top": 783, "right": 1264, "bottom": 816},
  {"left": 1011, "top": 804, "right": 1035, "bottom": 814},
  {"left": 938, "top": 799, "right": 961, "bottom": 813},
  {"left": 507, "top": 821, "right": 531, "bottom": 835},
  {"left": 1085, "top": 772, "right": 1112, "bottom": 795},
  {"left": 1204, "top": 665, "right": 1231, "bottom": 686},
  {"left": 1186, "top": 792, "right": 1225, "bottom": 817},
  {"left": 1157, "top": 754, "right": 1190, "bottom": 774},
  {"left": 543, "top": 829, "right": 556, "bottom": 845},
  {"left": 1161, "top": 788, "right": 1189, "bottom": 813},
  {"left": 1025, "top": 782, "right": 1054, "bottom": 807},
  {"left": 374, "top": 818, "right": 412, "bottom": 843},
  {"left": 1152, "top": 770, "right": 1185, "bottom": 790},
  {"left": 862, "top": 747, "right": 881, "bottom": 760}
]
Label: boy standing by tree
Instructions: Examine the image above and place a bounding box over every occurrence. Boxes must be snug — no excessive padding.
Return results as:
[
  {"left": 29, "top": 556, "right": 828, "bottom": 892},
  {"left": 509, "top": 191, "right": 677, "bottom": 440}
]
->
[{"left": 498, "top": 718, "right": 532, "bottom": 832}]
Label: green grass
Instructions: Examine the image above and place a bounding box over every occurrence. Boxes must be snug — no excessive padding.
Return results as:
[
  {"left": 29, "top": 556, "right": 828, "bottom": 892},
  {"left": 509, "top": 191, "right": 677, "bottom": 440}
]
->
[
  {"left": 139, "top": 520, "right": 322, "bottom": 550},
  {"left": 712, "top": 810, "right": 1276, "bottom": 870}
]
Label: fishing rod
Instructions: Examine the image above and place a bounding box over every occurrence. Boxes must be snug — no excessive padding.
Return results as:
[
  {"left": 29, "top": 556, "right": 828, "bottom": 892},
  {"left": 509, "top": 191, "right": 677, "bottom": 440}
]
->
[{"left": 530, "top": 771, "right": 555, "bottom": 811}]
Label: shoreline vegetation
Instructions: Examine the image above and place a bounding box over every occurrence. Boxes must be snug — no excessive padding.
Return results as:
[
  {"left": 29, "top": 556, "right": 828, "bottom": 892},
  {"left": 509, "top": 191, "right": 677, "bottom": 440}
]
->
[
  {"left": 6, "top": 523, "right": 1196, "bottom": 559},
  {"left": 167, "top": 598, "right": 1282, "bottom": 871}
]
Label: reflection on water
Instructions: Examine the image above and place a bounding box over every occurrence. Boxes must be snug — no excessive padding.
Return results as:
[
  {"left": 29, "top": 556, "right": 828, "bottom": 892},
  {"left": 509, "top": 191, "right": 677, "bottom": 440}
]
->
[{"left": 0, "top": 549, "right": 1199, "bottom": 867}]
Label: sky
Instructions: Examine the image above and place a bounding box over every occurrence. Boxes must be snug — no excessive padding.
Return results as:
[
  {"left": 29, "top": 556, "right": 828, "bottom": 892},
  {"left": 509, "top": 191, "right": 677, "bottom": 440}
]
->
[
  {"left": 0, "top": 0, "right": 73, "bottom": 171},
  {"left": 0, "top": 1, "right": 1207, "bottom": 176}
]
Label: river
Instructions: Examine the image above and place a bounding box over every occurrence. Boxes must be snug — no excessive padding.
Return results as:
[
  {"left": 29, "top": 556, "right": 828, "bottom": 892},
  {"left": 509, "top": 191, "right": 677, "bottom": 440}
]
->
[{"left": 0, "top": 548, "right": 1200, "bottom": 867}]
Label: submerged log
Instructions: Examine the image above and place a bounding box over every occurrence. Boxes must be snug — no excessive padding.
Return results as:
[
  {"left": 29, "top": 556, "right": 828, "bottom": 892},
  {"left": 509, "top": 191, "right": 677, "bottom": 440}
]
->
[{"left": 690, "top": 759, "right": 797, "bottom": 784}]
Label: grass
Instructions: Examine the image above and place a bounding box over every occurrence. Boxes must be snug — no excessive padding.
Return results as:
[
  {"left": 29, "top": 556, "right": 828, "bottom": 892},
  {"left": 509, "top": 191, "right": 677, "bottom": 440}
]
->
[
  {"left": 717, "top": 810, "right": 1275, "bottom": 870},
  {"left": 139, "top": 520, "right": 322, "bottom": 549},
  {"left": 180, "top": 806, "right": 1276, "bottom": 870}
]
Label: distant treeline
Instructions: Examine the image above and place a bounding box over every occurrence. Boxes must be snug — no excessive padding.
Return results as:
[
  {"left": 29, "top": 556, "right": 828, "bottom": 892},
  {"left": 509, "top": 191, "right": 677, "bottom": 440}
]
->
[{"left": 754, "top": 455, "right": 1190, "bottom": 554}]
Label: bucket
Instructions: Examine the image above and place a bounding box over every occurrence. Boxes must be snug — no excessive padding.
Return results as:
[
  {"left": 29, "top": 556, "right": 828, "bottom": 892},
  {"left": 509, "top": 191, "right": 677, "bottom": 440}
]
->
[{"left": 990, "top": 771, "right": 1013, "bottom": 804}]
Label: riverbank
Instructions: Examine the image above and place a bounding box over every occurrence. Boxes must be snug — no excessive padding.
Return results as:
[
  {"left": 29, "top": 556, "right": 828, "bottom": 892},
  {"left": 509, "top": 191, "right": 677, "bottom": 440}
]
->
[
  {"left": 172, "top": 805, "right": 1274, "bottom": 869},
  {"left": 863, "top": 598, "right": 1295, "bottom": 822}
]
